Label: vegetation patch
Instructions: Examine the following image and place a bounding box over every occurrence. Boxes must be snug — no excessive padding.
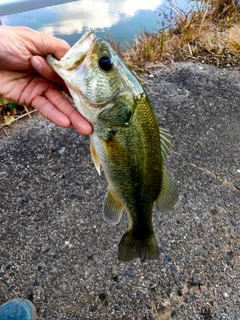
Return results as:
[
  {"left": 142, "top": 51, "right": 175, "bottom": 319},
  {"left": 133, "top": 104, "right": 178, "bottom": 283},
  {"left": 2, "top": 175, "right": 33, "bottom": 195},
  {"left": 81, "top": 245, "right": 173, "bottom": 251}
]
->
[
  {"left": 118, "top": 0, "right": 240, "bottom": 72},
  {"left": 0, "top": 97, "right": 35, "bottom": 134}
]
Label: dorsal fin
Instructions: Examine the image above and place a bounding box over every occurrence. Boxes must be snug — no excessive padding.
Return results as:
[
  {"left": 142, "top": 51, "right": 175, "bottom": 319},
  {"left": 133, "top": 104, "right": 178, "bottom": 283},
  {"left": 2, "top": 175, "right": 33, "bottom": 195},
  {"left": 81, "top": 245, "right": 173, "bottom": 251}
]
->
[{"left": 155, "top": 169, "right": 178, "bottom": 213}]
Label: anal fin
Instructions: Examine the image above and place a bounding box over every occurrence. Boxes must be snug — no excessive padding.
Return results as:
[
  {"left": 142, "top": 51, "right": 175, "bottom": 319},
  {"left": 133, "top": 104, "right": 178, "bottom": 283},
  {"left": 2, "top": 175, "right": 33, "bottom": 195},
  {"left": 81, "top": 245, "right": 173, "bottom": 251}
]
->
[
  {"left": 155, "top": 169, "right": 178, "bottom": 213},
  {"left": 103, "top": 190, "right": 124, "bottom": 225}
]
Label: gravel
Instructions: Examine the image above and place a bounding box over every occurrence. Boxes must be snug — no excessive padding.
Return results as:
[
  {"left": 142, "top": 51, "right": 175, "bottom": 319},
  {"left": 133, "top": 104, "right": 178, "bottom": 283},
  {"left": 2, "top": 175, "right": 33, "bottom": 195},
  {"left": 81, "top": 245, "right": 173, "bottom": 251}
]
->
[{"left": 0, "top": 62, "right": 239, "bottom": 319}]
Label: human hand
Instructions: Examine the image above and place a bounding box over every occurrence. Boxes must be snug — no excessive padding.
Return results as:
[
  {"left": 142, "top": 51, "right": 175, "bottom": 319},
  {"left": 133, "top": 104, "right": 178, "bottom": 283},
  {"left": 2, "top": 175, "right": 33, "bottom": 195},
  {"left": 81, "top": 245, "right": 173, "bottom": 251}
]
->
[{"left": 0, "top": 26, "right": 92, "bottom": 135}]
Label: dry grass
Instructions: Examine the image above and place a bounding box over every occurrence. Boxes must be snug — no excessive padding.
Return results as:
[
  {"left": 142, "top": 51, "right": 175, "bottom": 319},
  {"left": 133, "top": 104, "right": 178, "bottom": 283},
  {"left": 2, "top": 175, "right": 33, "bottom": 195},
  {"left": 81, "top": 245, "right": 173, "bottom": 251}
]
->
[
  {"left": 1, "top": 0, "right": 240, "bottom": 131},
  {"left": 119, "top": 0, "right": 240, "bottom": 72},
  {"left": 0, "top": 98, "right": 36, "bottom": 134}
]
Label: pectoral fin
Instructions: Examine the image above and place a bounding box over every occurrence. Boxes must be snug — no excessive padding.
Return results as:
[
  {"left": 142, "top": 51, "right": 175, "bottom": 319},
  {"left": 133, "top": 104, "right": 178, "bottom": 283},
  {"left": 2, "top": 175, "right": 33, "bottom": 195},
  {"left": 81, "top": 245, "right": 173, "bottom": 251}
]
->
[
  {"left": 155, "top": 170, "right": 178, "bottom": 212},
  {"left": 90, "top": 141, "right": 101, "bottom": 175},
  {"left": 103, "top": 189, "right": 124, "bottom": 225},
  {"left": 160, "top": 127, "right": 174, "bottom": 163},
  {"left": 98, "top": 95, "right": 133, "bottom": 127}
]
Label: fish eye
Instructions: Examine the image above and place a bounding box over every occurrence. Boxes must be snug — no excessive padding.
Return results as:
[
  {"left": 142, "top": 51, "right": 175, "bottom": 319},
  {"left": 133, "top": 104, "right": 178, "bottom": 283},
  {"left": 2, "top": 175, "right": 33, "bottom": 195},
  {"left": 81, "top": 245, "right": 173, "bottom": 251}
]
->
[{"left": 99, "top": 56, "right": 113, "bottom": 72}]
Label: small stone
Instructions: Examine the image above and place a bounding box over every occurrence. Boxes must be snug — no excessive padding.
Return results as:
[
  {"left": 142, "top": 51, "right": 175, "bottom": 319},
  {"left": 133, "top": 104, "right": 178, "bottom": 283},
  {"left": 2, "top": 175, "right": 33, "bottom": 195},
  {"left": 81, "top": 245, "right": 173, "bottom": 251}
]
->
[
  {"left": 89, "top": 305, "right": 97, "bottom": 312},
  {"left": 192, "top": 294, "right": 200, "bottom": 300},
  {"left": 163, "top": 255, "right": 170, "bottom": 266},
  {"left": 201, "top": 308, "right": 206, "bottom": 315},
  {"left": 190, "top": 277, "right": 198, "bottom": 286},
  {"left": 114, "top": 305, "right": 120, "bottom": 311},
  {"left": 33, "top": 280, "right": 40, "bottom": 286},
  {"left": 32, "top": 255, "right": 41, "bottom": 261},
  {"left": 184, "top": 297, "right": 191, "bottom": 303},
  {"left": 58, "top": 147, "right": 65, "bottom": 155},
  {"left": 211, "top": 209, "right": 218, "bottom": 215},
  {"left": 230, "top": 220, "right": 237, "bottom": 227},
  {"left": 99, "top": 293, "right": 107, "bottom": 301},
  {"left": 171, "top": 309, "right": 176, "bottom": 317},
  {"left": 125, "top": 270, "right": 134, "bottom": 277},
  {"left": 0, "top": 172, "right": 7, "bottom": 180},
  {"left": 70, "top": 194, "right": 78, "bottom": 199},
  {"left": 112, "top": 275, "right": 118, "bottom": 282},
  {"left": 221, "top": 292, "right": 228, "bottom": 299},
  {"left": 195, "top": 155, "right": 201, "bottom": 160}
]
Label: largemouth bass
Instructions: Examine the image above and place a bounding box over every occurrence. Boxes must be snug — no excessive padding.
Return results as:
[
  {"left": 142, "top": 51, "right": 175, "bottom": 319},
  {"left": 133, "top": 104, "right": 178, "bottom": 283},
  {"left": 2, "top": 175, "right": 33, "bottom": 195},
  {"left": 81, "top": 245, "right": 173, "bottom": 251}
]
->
[{"left": 47, "top": 29, "right": 178, "bottom": 261}]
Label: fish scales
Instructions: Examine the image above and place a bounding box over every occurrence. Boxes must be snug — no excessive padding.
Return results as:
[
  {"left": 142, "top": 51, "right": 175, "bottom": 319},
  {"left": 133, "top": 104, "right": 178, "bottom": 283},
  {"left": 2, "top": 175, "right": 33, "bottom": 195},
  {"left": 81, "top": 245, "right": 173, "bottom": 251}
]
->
[
  {"left": 47, "top": 29, "right": 178, "bottom": 262},
  {"left": 95, "top": 92, "right": 162, "bottom": 225}
]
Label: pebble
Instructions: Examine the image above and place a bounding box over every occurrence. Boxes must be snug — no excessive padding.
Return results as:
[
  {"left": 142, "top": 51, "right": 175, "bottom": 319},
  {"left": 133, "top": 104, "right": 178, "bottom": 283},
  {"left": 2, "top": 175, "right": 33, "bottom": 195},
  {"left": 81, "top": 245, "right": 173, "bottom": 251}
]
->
[
  {"left": 190, "top": 277, "right": 198, "bottom": 286},
  {"left": 163, "top": 255, "right": 170, "bottom": 266},
  {"left": 184, "top": 297, "right": 191, "bottom": 303},
  {"left": 99, "top": 293, "right": 107, "bottom": 301},
  {"left": 89, "top": 306, "right": 97, "bottom": 312},
  {"left": 58, "top": 147, "right": 65, "bottom": 155},
  {"left": 33, "top": 280, "right": 40, "bottom": 286},
  {"left": 125, "top": 270, "right": 134, "bottom": 277},
  {"left": 114, "top": 305, "right": 120, "bottom": 311},
  {"left": 221, "top": 292, "right": 228, "bottom": 299},
  {"left": 171, "top": 310, "right": 176, "bottom": 317},
  {"left": 70, "top": 194, "right": 78, "bottom": 199},
  {"left": 0, "top": 171, "right": 7, "bottom": 180},
  {"left": 230, "top": 220, "right": 237, "bottom": 227}
]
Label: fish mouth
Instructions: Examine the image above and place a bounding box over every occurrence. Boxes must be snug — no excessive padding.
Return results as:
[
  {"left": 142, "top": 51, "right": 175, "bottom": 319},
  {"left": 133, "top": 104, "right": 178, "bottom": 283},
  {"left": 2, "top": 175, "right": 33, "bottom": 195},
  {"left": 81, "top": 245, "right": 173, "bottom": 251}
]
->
[{"left": 60, "top": 29, "right": 97, "bottom": 71}]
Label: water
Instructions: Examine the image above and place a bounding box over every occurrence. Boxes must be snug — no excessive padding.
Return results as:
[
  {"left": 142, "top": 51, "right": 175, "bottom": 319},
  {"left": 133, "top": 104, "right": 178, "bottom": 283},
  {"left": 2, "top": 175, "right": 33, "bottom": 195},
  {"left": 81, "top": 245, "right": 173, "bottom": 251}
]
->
[{"left": 0, "top": 0, "right": 188, "bottom": 46}]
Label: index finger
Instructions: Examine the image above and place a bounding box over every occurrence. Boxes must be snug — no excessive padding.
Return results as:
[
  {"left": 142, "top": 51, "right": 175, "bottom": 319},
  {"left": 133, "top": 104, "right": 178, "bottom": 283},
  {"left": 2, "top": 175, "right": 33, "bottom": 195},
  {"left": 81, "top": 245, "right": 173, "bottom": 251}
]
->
[
  {"left": 44, "top": 87, "right": 93, "bottom": 135},
  {"left": 24, "top": 27, "right": 71, "bottom": 60}
]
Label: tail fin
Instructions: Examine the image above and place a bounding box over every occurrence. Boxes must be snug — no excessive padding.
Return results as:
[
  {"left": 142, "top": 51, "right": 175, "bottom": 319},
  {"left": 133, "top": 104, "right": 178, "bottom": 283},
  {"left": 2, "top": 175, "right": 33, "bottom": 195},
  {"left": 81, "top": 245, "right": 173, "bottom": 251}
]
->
[{"left": 118, "top": 231, "right": 159, "bottom": 262}]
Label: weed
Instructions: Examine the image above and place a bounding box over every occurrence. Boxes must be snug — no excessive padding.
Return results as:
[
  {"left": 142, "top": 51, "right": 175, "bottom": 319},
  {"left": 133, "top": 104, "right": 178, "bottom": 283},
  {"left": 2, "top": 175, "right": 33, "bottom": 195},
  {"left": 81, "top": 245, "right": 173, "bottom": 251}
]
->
[
  {"left": 120, "top": 0, "right": 240, "bottom": 71},
  {"left": 0, "top": 98, "right": 35, "bottom": 133}
]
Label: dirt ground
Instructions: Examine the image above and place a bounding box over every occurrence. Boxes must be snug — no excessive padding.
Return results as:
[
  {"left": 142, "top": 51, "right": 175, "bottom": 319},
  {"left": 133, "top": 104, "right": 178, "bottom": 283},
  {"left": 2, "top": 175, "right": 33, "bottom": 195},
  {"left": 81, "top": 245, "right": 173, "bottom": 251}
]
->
[{"left": 0, "top": 62, "right": 239, "bottom": 319}]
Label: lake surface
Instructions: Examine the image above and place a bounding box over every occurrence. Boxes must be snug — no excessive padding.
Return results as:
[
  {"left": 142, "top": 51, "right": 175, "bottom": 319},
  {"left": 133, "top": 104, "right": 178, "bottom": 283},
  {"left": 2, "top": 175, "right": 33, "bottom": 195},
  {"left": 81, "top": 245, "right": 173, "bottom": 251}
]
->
[{"left": 0, "top": 0, "right": 190, "bottom": 46}]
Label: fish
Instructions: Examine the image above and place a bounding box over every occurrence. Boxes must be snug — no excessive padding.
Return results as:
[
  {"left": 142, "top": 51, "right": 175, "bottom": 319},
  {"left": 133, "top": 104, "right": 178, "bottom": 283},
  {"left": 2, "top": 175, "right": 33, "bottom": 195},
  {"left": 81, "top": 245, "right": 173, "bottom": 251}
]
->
[{"left": 47, "top": 29, "right": 178, "bottom": 262}]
